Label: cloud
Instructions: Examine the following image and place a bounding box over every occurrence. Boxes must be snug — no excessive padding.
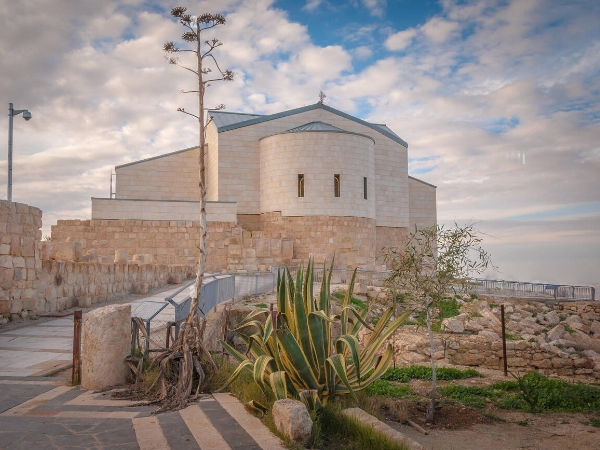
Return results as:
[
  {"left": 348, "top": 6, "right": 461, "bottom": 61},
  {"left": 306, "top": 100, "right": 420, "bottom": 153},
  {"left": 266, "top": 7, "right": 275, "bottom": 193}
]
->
[
  {"left": 303, "top": 0, "right": 323, "bottom": 12},
  {"left": 385, "top": 28, "right": 417, "bottom": 51},
  {"left": 361, "top": 0, "right": 386, "bottom": 17}
]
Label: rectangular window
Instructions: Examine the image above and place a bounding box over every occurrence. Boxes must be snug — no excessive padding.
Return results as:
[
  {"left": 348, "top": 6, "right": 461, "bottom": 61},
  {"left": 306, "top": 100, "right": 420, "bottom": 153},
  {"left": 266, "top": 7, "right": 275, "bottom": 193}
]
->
[
  {"left": 298, "top": 174, "right": 304, "bottom": 197},
  {"left": 334, "top": 174, "right": 340, "bottom": 197},
  {"left": 364, "top": 177, "right": 368, "bottom": 200}
]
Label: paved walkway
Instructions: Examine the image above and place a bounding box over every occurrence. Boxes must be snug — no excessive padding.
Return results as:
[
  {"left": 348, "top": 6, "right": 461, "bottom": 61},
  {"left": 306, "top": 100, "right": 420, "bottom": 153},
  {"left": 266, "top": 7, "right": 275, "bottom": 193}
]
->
[{"left": 0, "top": 287, "right": 286, "bottom": 450}]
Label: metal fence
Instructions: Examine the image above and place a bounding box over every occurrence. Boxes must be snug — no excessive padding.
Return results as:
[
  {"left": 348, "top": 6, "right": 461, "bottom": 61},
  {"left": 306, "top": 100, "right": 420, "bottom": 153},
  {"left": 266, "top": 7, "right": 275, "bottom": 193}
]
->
[
  {"left": 271, "top": 266, "right": 596, "bottom": 301},
  {"left": 131, "top": 271, "right": 277, "bottom": 354}
]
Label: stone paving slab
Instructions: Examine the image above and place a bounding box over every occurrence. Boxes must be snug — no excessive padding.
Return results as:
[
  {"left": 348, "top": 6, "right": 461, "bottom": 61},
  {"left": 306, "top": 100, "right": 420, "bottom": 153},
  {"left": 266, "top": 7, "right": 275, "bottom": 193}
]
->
[{"left": 0, "top": 377, "right": 286, "bottom": 450}]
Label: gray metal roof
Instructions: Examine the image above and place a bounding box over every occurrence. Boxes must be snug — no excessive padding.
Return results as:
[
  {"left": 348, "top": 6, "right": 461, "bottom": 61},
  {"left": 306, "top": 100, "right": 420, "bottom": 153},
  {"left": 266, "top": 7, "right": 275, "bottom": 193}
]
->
[
  {"left": 408, "top": 175, "right": 437, "bottom": 189},
  {"left": 208, "top": 110, "right": 263, "bottom": 129},
  {"left": 208, "top": 103, "right": 408, "bottom": 148},
  {"left": 260, "top": 121, "right": 375, "bottom": 143}
]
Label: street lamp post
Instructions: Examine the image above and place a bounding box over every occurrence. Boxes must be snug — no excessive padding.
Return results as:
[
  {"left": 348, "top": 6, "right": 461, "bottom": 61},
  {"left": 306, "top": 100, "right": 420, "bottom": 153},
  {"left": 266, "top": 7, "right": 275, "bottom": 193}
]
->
[{"left": 7, "top": 103, "right": 32, "bottom": 202}]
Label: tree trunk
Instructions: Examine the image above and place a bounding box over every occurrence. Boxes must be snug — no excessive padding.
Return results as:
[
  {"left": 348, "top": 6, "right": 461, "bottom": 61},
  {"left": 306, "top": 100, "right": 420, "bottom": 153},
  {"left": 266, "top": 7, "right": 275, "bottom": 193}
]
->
[{"left": 426, "top": 303, "right": 437, "bottom": 424}]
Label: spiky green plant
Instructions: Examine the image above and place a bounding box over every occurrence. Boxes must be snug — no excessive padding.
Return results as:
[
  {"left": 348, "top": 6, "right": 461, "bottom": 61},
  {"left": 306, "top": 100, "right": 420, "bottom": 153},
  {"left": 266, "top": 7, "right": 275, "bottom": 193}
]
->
[{"left": 219, "top": 260, "right": 409, "bottom": 407}]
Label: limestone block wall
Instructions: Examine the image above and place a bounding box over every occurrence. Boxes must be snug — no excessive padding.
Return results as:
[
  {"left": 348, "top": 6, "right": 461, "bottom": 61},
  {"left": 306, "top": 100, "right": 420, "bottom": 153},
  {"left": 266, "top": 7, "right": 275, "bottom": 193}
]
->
[
  {"left": 51, "top": 218, "right": 295, "bottom": 273},
  {"left": 259, "top": 131, "right": 376, "bottom": 219},
  {"left": 389, "top": 328, "right": 598, "bottom": 380},
  {"left": 260, "top": 212, "right": 376, "bottom": 269},
  {"left": 375, "top": 226, "right": 408, "bottom": 264},
  {"left": 0, "top": 201, "right": 43, "bottom": 321},
  {"left": 115, "top": 147, "right": 199, "bottom": 201},
  {"left": 91, "top": 198, "right": 237, "bottom": 222},
  {"left": 408, "top": 176, "right": 437, "bottom": 230},
  {"left": 215, "top": 107, "right": 409, "bottom": 227},
  {"left": 206, "top": 120, "right": 219, "bottom": 202}
]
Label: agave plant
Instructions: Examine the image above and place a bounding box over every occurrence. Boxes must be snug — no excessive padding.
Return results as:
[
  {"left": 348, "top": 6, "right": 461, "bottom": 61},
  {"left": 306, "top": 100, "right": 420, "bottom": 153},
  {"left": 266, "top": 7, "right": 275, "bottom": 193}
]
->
[{"left": 219, "top": 260, "right": 409, "bottom": 407}]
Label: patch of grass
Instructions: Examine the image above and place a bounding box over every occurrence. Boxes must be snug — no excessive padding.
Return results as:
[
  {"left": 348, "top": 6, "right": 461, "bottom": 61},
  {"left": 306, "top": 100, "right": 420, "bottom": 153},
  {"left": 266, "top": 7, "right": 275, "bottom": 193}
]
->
[
  {"left": 366, "top": 379, "right": 413, "bottom": 398},
  {"left": 517, "top": 419, "right": 529, "bottom": 426},
  {"left": 255, "top": 302, "right": 268, "bottom": 308},
  {"left": 317, "top": 401, "right": 410, "bottom": 450},
  {"left": 505, "top": 334, "right": 524, "bottom": 341},
  {"left": 440, "top": 372, "right": 600, "bottom": 414},
  {"left": 469, "top": 311, "right": 483, "bottom": 319},
  {"left": 402, "top": 320, "right": 417, "bottom": 326},
  {"left": 382, "top": 365, "right": 483, "bottom": 383},
  {"left": 588, "top": 418, "right": 600, "bottom": 428},
  {"left": 564, "top": 324, "right": 576, "bottom": 334},
  {"left": 333, "top": 291, "right": 367, "bottom": 310},
  {"left": 489, "top": 303, "right": 499, "bottom": 309},
  {"left": 528, "top": 338, "right": 537, "bottom": 343},
  {"left": 470, "top": 293, "right": 478, "bottom": 300}
]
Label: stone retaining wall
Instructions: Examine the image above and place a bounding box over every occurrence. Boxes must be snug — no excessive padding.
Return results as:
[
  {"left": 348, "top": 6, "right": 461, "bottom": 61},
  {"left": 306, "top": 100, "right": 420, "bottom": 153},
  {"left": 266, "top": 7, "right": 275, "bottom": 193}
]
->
[{"left": 1, "top": 199, "right": 199, "bottom": 322}]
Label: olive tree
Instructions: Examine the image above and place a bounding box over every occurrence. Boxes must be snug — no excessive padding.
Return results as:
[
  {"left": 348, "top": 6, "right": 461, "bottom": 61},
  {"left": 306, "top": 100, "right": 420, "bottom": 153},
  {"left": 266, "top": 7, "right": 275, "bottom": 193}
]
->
[{"left": 382, "top": 223, "right": 493, "bottom": 423}]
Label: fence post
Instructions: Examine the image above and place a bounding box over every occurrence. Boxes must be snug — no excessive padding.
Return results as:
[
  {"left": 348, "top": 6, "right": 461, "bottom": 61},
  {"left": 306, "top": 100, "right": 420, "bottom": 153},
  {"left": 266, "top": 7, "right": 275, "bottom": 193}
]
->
[
  {"left": 501, "top": 305, "right": 508, "bottom": 377},
  {"left": 72, "top": 310, "right": 82, "bottom": 385}
]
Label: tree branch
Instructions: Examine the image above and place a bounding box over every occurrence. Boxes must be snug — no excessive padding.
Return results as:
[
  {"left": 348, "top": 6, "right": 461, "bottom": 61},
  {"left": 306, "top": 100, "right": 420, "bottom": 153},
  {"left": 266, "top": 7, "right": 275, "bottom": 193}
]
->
[{"left": 177, "top": 108, "right": 199, "bottom": 119}]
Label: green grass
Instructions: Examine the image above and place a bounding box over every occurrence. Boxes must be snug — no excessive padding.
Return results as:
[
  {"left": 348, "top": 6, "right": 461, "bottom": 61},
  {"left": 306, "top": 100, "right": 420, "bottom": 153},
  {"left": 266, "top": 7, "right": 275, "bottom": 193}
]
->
[
  {"left": 564, "top": 324, "right": 576, "bottom": 334},
  {"left": 365, "top": 379, "right": 413, "bottom": 398},
  {"left": 440, "top": 372, "right": 600, "bottom": 413},
  {"left": 255, "top": 302, "right": 268, "bottom": 308},
  {"left": 333, "top": 291, "right": 367, "bottom": 310},
  {"left": 505, "top": 334, "right": 524, "bottom": 341},
  {"left": 382, "top": 365, "right": 483, "bottom": 383},
  {"left": 588, "top": 418, "right": 600, "bottom": 428}
]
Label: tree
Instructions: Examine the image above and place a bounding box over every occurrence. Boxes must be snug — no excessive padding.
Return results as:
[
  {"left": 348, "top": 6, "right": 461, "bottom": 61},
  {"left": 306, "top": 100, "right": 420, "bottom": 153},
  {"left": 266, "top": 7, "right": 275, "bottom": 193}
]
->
[
  {"left": 382, "top": 223, "right": 493, "bottom": 423},
  {"left": 121, "top": 7, "right": 234, "bottom": 412}
]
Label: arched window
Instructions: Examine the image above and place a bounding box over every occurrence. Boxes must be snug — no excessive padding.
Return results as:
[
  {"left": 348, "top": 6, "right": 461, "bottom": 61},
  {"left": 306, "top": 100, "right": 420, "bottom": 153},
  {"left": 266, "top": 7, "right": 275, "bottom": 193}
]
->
[
  {"left": 334, "top": 174, "right": 340, "bottom": 197},
  {"left": 298, "top": 174, "right": 305, "bottom": 197}
]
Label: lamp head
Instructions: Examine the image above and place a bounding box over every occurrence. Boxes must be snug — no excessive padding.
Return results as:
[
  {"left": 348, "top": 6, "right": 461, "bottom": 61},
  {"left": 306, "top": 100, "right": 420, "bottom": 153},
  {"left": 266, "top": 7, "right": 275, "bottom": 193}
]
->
[{"left": 22, "top": 110, "right": 32, "bottom": 121}]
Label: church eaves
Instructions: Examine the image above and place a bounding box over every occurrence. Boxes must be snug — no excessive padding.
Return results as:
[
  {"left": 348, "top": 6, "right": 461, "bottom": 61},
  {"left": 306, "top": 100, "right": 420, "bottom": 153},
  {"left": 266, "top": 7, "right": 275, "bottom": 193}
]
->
[{"left": 207, "top": 103, "right": 408, "bottom": 148}]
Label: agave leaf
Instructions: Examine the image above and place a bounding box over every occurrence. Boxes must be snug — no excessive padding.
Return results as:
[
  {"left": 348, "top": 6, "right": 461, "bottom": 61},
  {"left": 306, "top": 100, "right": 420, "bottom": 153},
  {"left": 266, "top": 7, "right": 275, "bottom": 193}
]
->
[
  {"left": 234, "top": 319, "right": 265, "bottom": 336},
  {"left": 218, "top": 358, "right": 254, "bottom": 392},
  {"left": 244, "top": 400, "right": 268, "bottom": 417},
  {"left": 326, "top": 353, "right": 358, "bottom": 403},
  {"left": 263, "top": 314, "right": 273, "bottom": 344},
  {"left": 253, "top": 355, "right": 274, "bottom": 392},
  {"left": 219, "top": 339, "right": 248, "bottom": 364},
  {"left": 335, "top": 334, "right": 361, "bottom": 383},
  {"left": 276, "top": 328, "right": 320, "bottom": 390},
  {"left": 269, "top": 371, "right": 288, "bottom": 400},
  {"left": 341, "top": 269, "right": 358, "bottom": 336},
  {"left": 277, "top": 269, "right": 286, "bottom": 315},
  {"left": 340, "top": 344, "right": 394, "bottom": 393},
  {"left": 307, "top": 311, "right": 328, "bottom": 379},
  {"left": 361, "top": 310, "right": 411, "bottom": 368},
  {"left": 292, "top": 267, "right": 314, "bottom": 367},
  {"left": 349, "top": 307, "right": 371, "bottom": 335}
]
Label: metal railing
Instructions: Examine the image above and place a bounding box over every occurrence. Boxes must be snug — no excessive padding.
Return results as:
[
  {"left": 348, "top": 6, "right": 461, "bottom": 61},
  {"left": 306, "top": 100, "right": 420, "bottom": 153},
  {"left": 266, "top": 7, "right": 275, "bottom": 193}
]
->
[{"left": 131, "top": 271, "right": 277, "bottom": 354}]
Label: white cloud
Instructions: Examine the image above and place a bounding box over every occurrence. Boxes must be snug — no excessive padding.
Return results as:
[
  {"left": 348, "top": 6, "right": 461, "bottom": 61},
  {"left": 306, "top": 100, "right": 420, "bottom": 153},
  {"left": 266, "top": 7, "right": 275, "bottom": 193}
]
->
[
  {"left": 420, "top": 17, "right": 459, "bottom": 44},
  {"left": 361, "top": 0, "right": 386, "bottom": 17},
  {"left": 303, "top": 0, "right": 323, "bottom": 12},
  {"left": 385, "top": 28, "right": 417, "bottom": 51}
]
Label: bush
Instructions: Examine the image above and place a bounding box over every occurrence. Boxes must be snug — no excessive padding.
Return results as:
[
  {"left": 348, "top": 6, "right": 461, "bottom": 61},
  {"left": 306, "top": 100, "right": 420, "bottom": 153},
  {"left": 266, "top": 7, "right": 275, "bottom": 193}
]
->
[{"left": 382, "top": 365, "right": 482, "bottom": 383}]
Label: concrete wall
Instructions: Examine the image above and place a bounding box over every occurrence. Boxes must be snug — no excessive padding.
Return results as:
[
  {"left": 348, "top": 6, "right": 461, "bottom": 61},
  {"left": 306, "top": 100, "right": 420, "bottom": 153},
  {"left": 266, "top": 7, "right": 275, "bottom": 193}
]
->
[
  {"left": 206, "top": 120, "right": 219, "bottom": 202},
  {"left": 408, "top": 176, "right": 437, "bottom": 231},
  {"left": 259, "top": 131, "right": 375, "bottom": 219},
  {"left": 91, "top": 198, "right": 237, "bottom": 222},
  {"left": 215, "top": 107, "right": 409, "bottom": 227},
  {"left": 115, "top": 147, "right": 199, "bottom": 201}
]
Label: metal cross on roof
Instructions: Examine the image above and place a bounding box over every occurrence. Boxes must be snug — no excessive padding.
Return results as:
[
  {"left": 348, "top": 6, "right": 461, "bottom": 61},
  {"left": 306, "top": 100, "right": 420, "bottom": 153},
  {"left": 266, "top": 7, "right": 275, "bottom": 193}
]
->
[{"left": 318, "top": 90, "right": 326, "bottom": 104}]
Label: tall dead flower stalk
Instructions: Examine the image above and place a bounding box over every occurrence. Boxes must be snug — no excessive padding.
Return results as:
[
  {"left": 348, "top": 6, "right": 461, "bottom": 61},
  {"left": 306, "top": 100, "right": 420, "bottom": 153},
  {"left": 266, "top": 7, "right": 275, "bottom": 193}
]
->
[{"left": 118, "top": 6, "right": 233, "bottom": 412}]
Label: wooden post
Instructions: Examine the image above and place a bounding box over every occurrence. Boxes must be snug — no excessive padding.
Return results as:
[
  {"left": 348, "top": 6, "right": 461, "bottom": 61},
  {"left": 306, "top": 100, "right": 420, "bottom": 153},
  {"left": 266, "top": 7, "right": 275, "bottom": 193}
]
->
[
  {"left": 501, "top": 304, "right": 508, "bottom": 376},
  {"left": 72, "top": 310, "right": 82, "bottom": 385}
]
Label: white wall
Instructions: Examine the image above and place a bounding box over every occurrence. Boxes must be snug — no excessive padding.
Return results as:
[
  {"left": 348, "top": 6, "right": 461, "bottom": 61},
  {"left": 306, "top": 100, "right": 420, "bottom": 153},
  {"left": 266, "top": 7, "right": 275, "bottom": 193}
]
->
[{"left": 408, "top": 176, "right": 437, "bottom": 230}]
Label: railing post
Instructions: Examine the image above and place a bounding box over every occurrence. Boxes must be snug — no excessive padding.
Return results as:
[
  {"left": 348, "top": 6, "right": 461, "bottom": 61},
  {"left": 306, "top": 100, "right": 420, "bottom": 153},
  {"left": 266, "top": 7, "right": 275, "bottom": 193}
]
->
[
  {"left": 72, "top": 310, "right": 82, "bottom": 385},
  {"left": 501, "top": 305, "right": 508, "bottom": 377}
]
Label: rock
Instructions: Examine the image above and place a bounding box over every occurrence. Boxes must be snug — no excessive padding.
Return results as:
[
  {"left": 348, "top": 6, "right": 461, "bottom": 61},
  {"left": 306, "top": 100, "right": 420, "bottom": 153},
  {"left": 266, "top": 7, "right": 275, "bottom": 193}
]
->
[
  {"left": 590, "top": 320, "right": 600, "bottom": 336},
  {"left": 442, "top": 317, "right": 464, "bottom": 333},
  {"left": 133, "top": 254, "right": 154, "bottom": 264},
  {"left": 478, "top": 330, "right": 499, "bottom": 340},
  {"left": 81, "top": 304, "right": 131, "bottom": 390},
  {"left": 546, "top": 324, "right": 565, "bottom": 342},
  {"left": 569, "top": 330, "right": 600, "bottom": 353},
  {"left": 545, "top": 311, "right": 560, "bottom": 326},
  {"left": 50, "top": 241, "right": 82, "bottom": 261},
  {"left": 479, "top": 308, "right": 502, "bottom": 333},
  {"left": 565, "top": 315, "right": 583, "bottom": 330},
  {"left": 272, "top": 399, "right": 312, "bottom": 446},
  {"left": 353, "top": 282, "right": 366, "bottom": 295}
]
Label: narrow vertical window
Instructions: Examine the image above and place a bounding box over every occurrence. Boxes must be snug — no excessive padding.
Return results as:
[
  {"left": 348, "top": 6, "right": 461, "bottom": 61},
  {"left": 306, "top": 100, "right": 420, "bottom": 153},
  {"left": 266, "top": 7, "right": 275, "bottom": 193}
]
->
[
  {"left": 298, "top": 174, "right": 304, "bottom": 197},
  {"left": 364, "top": 177, "right": 368, "bottom": 200},
  {"left": 334, "top": 174, "right": 341, "bottom": 197}
]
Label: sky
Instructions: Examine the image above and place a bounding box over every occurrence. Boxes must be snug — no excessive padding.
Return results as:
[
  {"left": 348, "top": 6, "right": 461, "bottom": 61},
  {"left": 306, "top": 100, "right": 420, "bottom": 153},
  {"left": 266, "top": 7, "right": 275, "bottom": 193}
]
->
[{"left": 0, "top": 0, "right": 599, "bottom": 287}]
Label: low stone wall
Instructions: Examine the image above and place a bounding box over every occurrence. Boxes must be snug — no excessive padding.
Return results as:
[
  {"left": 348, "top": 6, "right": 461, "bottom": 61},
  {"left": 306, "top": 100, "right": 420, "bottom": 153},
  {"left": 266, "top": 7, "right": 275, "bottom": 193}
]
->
[
  {"left": 51, "top": 218, "right": 295, "bottom": 273},
  {"left": 0, "top": 201, "right": 42, "bottom": 321},
  {"left": 388, "top": 328, "right": 599, "bottom": 380}
]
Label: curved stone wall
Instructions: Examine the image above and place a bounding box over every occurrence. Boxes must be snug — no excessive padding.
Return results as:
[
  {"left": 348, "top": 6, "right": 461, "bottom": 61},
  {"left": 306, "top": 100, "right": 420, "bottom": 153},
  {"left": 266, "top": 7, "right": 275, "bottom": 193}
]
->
[{"left": 259, "top": 131, "right": 375, "bottom": 219}]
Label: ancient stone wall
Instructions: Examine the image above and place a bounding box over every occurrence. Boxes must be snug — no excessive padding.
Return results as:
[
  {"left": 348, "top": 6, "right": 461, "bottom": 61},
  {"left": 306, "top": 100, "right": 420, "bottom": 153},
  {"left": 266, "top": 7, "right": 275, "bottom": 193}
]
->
[
  {"left": 375, "top": 226, "right": 408, "bottom": 265},
  {"left": 260, "top": 212, "right": 377, "bottom": 269},
  {"left": 0, "top": 199, "right": 198, "bottom": 321},
  {"left": 51, "top": 218, "right": 295, "bottom": 273}
]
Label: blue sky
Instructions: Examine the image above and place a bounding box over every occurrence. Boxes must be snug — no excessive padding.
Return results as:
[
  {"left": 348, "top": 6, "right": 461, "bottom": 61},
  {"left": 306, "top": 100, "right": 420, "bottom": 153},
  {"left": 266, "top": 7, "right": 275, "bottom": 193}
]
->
[{"left": 0, "top": 0, "right": 599, "bottom": 286}]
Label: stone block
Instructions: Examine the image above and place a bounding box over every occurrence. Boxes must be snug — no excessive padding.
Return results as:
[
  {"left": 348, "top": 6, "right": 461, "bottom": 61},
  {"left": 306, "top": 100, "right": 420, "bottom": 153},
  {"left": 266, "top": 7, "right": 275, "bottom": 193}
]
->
[
  {"left": 272, "top": 399, "right": 312, "bottom": 446},
  {"left": 133, "top": 254, "right": 154, "bottom": 264},
  {"left": 591, "top": 320, "right": 600, "bottom": 336},
  {"left": 545, "top": 311, "right": 560, "bottom": 326},
  {"left": 78, "top": 296, "right": 92, "bottom": 308},
  {"left": 281, "top": 240, "right": 294, "bottom": 262},
  {"left": 139, "top": 282, "right": 149, "bottom": 295},
  {"left": 255, "top": 238, "right": 271, "bottom": 258},
  {"left": 442, "top": 317, "right": 464, "bottom": 333},
  {"left": 50, "top": 242, "right": 83, "bottom": 261},
  {"left": 82, "top": 304, "right": 131, "bottom": 390},
  {"left": 546, "top": 324, "right": 565, "bottom": 342},
  {"left": 114, "top": 249, "right": 128, "bottom": 263}
]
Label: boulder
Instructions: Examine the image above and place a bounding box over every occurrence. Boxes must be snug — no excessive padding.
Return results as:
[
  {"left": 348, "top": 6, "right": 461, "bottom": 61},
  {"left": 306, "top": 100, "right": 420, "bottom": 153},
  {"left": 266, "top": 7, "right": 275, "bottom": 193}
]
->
[
  {"left": 272, "top": 399, "right": 312, "bottom": 446},
  {"left": 479, "top": 330, "right": 499, "bottom": 340},
  {"left": 591, "top": 320, "right": 600, "bottom": 337},
  {"left": 81, "top": 304, "right": 131, "bottom": 390},
  {"left": 545, "top": 311, "right": 560, "bottom": 326},
  {"left": 565, "top": 315, "right": 583, "bottom": 330},
  {"left": 442, "top": 317, "right": 464, "bottom": 333},
  {"left": 546, "top": 324, "right": 565, "bottom": 342}
]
